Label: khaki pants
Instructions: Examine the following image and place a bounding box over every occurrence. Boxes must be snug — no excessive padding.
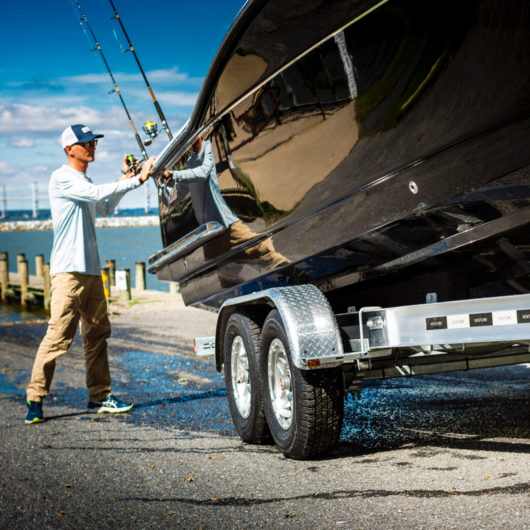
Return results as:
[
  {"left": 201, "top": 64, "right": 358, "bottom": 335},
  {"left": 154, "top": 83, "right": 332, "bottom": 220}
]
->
[
  {"left": 26, "top": 273, "right": 111, "bottom": 402},
  {"left": 204, "top": 220, "right": 290, "bottom": 269}
]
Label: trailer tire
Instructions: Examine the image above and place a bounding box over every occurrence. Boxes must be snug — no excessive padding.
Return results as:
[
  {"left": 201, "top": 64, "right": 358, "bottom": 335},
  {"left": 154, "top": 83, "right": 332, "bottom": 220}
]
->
[
  {"left": 261, "top": 309, "right": 344, "bottom": 459},
  {"left": 223, "top": 309, "right": 271, "bottom": 444}
]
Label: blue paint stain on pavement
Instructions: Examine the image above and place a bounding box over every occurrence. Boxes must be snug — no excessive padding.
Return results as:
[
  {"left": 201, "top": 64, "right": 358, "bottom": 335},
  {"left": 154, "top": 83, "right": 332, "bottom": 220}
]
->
[
  {"left": 112, "top": 350, "right": 234, "bottom": 435},
  {"left": 0, "top": 372, "right": 26, "bottom": 397},
  {"left": 0, "top": 348, "right": 234, "bottom": 436}
]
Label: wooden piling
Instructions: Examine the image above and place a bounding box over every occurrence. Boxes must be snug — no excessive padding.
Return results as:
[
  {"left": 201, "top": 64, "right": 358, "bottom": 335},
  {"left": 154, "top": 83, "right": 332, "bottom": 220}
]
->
[
  {"left": 0, "top": 257, "right": 8, "bottom": 302},
  {"left": 1, "top": 251, "right": 163, "bottom": 311},
  {"left": 19, "top": 260, "right": 29, "bottom": 309},
  {"left": 135, "top": 262, "right": 146, "bottom": 291},
  {"left": 116, "top": 269, "right": 131, "bottom": 301},
  {"left": 35, "top": 254, "right": 44, "bottom": 277},
  {"left": 43, "top": 263, "right": 51, "bottom": 311},
  {"left": 105, "top": 259, "right": 116, "bottom": 286},
  {"left": 17, "top": 253, "right": 25, "bottom": 274}
]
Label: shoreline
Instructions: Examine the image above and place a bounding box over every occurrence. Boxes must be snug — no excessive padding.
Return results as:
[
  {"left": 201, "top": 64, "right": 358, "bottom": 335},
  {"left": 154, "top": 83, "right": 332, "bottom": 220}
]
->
[{"left": 0, "top": 215, "right": 160, "bottom": 232}]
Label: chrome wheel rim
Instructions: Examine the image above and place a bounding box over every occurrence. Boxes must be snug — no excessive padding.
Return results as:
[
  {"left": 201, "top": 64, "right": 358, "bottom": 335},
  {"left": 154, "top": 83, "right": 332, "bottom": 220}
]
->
[
  {"left": 231, "top": 336, "right": 251, "bottom": 418},
  {"left": 267, "top": 337, "right": 293, "bottom": 430}
]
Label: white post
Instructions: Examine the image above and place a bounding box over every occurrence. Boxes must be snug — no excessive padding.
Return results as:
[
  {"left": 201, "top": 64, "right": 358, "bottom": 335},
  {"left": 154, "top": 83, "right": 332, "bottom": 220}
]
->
[
  {"left": 116, "top": 269, "right": 131, "bottom": 301},
  {"left": 32, "top": 181, "right": 39, "bottom": 218},
  {"left": 0, "top": 185, "right": 5, "bottom": 218},
  {"left": 144, "top": 180, "right": 150, "bottom": 213}
]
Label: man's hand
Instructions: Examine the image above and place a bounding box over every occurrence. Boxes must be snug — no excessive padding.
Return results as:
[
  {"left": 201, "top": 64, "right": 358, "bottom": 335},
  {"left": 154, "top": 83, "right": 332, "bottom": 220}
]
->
[
  {"left": 158, "top": 169, "right": 173, "bottom": 183},
  {"left": 138, "top": 156, "right": 157, "bottom": 184}
]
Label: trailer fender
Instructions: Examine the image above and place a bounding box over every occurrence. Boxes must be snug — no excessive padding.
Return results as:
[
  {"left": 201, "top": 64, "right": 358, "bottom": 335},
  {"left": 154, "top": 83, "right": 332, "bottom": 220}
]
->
[{"left": 215, "top": 284, "right": 344, "bottom": 372}]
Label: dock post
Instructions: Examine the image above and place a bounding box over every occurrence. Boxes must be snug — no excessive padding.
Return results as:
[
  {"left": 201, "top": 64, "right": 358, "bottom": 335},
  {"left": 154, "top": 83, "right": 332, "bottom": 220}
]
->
[
  {"left": 105, "top": 259, "right": 116, "bottom": 286},
  {"left": 169, "top": 282, "right": 179, "bottom": 295},
  {"left": 116, "top": 269, "right": 131, "bottom": 301},
  {"left": 0, "top": 256, "right": 8, "bottom": 302},
  {"left": 135, "top": 262, "right": 146, "bottom": 291},
  {"left": 17, "top": 253, "right": 26, "bottom": 274},
  {"left": 35, "top": 254, "right": 44, "bottom": 277},
  {"left": 19, "top": 259, "right": 29, "bottom": 309},
  {"left": 43, "top": 263, "right": 51, "bottom": 311}
]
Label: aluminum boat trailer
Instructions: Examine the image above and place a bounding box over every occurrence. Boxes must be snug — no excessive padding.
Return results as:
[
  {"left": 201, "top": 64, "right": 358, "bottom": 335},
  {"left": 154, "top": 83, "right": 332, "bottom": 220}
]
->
[{"left": 195, "top": 286, "right": 530, "bottom": 459}]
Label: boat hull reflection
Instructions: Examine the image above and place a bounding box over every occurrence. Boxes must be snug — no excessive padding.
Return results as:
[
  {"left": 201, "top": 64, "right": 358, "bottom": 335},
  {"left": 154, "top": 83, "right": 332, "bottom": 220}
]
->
[{"left": 150, "top": 0, "right": 530, "bottom": 312}]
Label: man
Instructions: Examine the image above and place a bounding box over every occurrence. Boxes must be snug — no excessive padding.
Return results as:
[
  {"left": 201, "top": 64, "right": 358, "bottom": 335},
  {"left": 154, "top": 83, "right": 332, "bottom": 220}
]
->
[
  {"left": 161, "top": 135, "right": 238, "bottom": 229},
  {"left": 161, "top": 136, "right": 289, "bottom": 269},
  {"left": 25, "top": 124, "right": 155, "bottom": 424}
]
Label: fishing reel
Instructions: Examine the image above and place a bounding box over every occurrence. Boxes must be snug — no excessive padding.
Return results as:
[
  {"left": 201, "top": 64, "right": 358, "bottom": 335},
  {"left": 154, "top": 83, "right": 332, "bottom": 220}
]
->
[
  {"left": 126, "top": 154, "right": 140, "bottom": 174},
  {"left": 143, "top": 121, "right": 160, "bottom": 146}
]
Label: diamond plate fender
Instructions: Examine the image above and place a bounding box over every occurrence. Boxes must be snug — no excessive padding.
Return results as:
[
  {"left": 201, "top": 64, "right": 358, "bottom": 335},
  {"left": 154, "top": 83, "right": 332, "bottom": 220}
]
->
[{"left": 215, "top": 285, "right": 344, "bottom": 371}]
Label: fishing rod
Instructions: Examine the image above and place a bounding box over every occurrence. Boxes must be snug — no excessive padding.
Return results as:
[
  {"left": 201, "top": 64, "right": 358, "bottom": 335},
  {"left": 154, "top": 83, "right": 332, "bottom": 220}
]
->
[
  {"left": 108, "top": 0, "right": 173, "bottom": 145},
  {"left": 72, "top": 0, "right": 148, "bottom": 162}
]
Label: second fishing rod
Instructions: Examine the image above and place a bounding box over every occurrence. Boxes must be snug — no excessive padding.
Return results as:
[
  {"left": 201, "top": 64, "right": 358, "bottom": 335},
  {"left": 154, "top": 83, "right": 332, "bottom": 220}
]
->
[
  {"left": 73, "top": 0, "right": 148, "bottom": 163},
  {"left": 108, "top": 0, "right": 173, "bottom": 144}
]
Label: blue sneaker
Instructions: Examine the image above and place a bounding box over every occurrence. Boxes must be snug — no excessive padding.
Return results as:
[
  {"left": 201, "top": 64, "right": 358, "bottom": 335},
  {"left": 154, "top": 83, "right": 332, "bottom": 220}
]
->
[
  {"left": 87, "top": 395, "right": 133, "bottom": 414},
  {"left": 25, "top": 400, "right": 44, "bottom": 424}
]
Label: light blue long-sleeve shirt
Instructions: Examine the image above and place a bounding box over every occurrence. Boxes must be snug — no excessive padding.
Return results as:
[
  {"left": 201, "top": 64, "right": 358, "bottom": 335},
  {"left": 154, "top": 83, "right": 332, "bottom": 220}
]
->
[
  {"left": 170, "top": 140, "right": 238, "bottom": 228},
  {"left": 49, "top": 164, "right": 142, "bottom": 275}
]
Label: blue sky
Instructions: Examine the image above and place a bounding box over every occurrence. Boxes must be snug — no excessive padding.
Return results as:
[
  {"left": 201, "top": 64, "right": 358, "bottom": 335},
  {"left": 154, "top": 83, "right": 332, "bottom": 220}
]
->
[{"left": 1, "top": 0, "right": 245, "bottom": 211}]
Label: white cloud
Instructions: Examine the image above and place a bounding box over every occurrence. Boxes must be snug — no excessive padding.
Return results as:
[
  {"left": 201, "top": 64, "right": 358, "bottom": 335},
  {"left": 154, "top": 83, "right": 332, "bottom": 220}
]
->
[
  {"left": 156, "top": 91, "right": 198, "bottom": 107},
  {"left": 62, "top": 72, "right": 119, "bottom": 85},
  {"left": 0, "top": 161, "right": 16, "bottom": 175},
  {"left": 9, "top": 95, "right": 89, "bottom": 109},
  {"left": 147, "top": 67, "right": 202, "bottom": 86},
  {"left": 0, "top": 103, "right": 114, "bottom": 136},
  {"left": 9, "top": 137, "right": 35, "bottom": 148},
  {"left": 62, "top": 67, "right": 201, "bottom": 87}
]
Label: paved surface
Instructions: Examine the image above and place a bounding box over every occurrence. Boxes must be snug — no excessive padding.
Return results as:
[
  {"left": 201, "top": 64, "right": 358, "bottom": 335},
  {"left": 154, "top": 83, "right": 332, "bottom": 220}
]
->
[{"left": 0, "top": 291, "right": 529, "bottom": 529}]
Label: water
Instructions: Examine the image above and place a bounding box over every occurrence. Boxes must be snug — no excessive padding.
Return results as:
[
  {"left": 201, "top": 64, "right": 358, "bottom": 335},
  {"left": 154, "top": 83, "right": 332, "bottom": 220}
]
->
[
  {"left": 0, "top": 304, "right": 49, "bottom": 323},
  {"left": 1, "top": 208, "right": 155, "bottom": 222},
  {"left": 0, "top": 225, "right": 171, "bottom": 323}
]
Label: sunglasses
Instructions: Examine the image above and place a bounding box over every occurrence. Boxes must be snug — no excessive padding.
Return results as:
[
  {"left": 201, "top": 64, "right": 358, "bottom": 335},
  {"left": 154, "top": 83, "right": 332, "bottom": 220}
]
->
[{"left": 77, "top": 139, "right": 98, "bottom": 148}]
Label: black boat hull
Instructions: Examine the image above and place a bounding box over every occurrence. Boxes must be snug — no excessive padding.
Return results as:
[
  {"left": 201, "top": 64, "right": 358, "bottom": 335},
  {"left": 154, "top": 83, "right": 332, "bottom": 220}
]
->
[{"left": 150, "top": 0, "right": 530, "bottom": 312}]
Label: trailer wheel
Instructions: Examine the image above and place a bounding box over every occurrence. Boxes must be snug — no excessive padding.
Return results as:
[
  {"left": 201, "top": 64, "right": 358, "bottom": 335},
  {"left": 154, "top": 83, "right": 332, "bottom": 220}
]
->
[
  {"left": 261, "top": 309, "right": 344, "bottom": 459},
  {"left": 223, "top": 310, "right": 270, "bottom": 444}
]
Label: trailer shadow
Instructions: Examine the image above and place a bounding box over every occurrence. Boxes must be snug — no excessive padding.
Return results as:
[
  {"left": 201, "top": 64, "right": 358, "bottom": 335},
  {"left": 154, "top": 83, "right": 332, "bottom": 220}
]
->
[
  {"left": 333, "top": 364, "right": 530, "bottom": 458},
  {"left": 111, "top": 352, "right": 530, "bottom": 457}
]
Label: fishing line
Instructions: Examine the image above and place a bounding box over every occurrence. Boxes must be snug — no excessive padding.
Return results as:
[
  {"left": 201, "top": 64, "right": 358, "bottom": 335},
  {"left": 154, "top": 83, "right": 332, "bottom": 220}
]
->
[
  {"left": 75, "top": 19, "right": 127, "bottom": 157},
  {"left": 72, "top": 0, "right": 148, "bottom": 161},
  {"left": 108, "top": 0, "right": 173, "bottom": 144}
]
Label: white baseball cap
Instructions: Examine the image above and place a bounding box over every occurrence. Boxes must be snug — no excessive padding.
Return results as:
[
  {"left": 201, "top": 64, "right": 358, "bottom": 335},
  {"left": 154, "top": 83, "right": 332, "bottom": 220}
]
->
[{"left": 61, "top": 124, "right": 104, "bottom": 148}]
